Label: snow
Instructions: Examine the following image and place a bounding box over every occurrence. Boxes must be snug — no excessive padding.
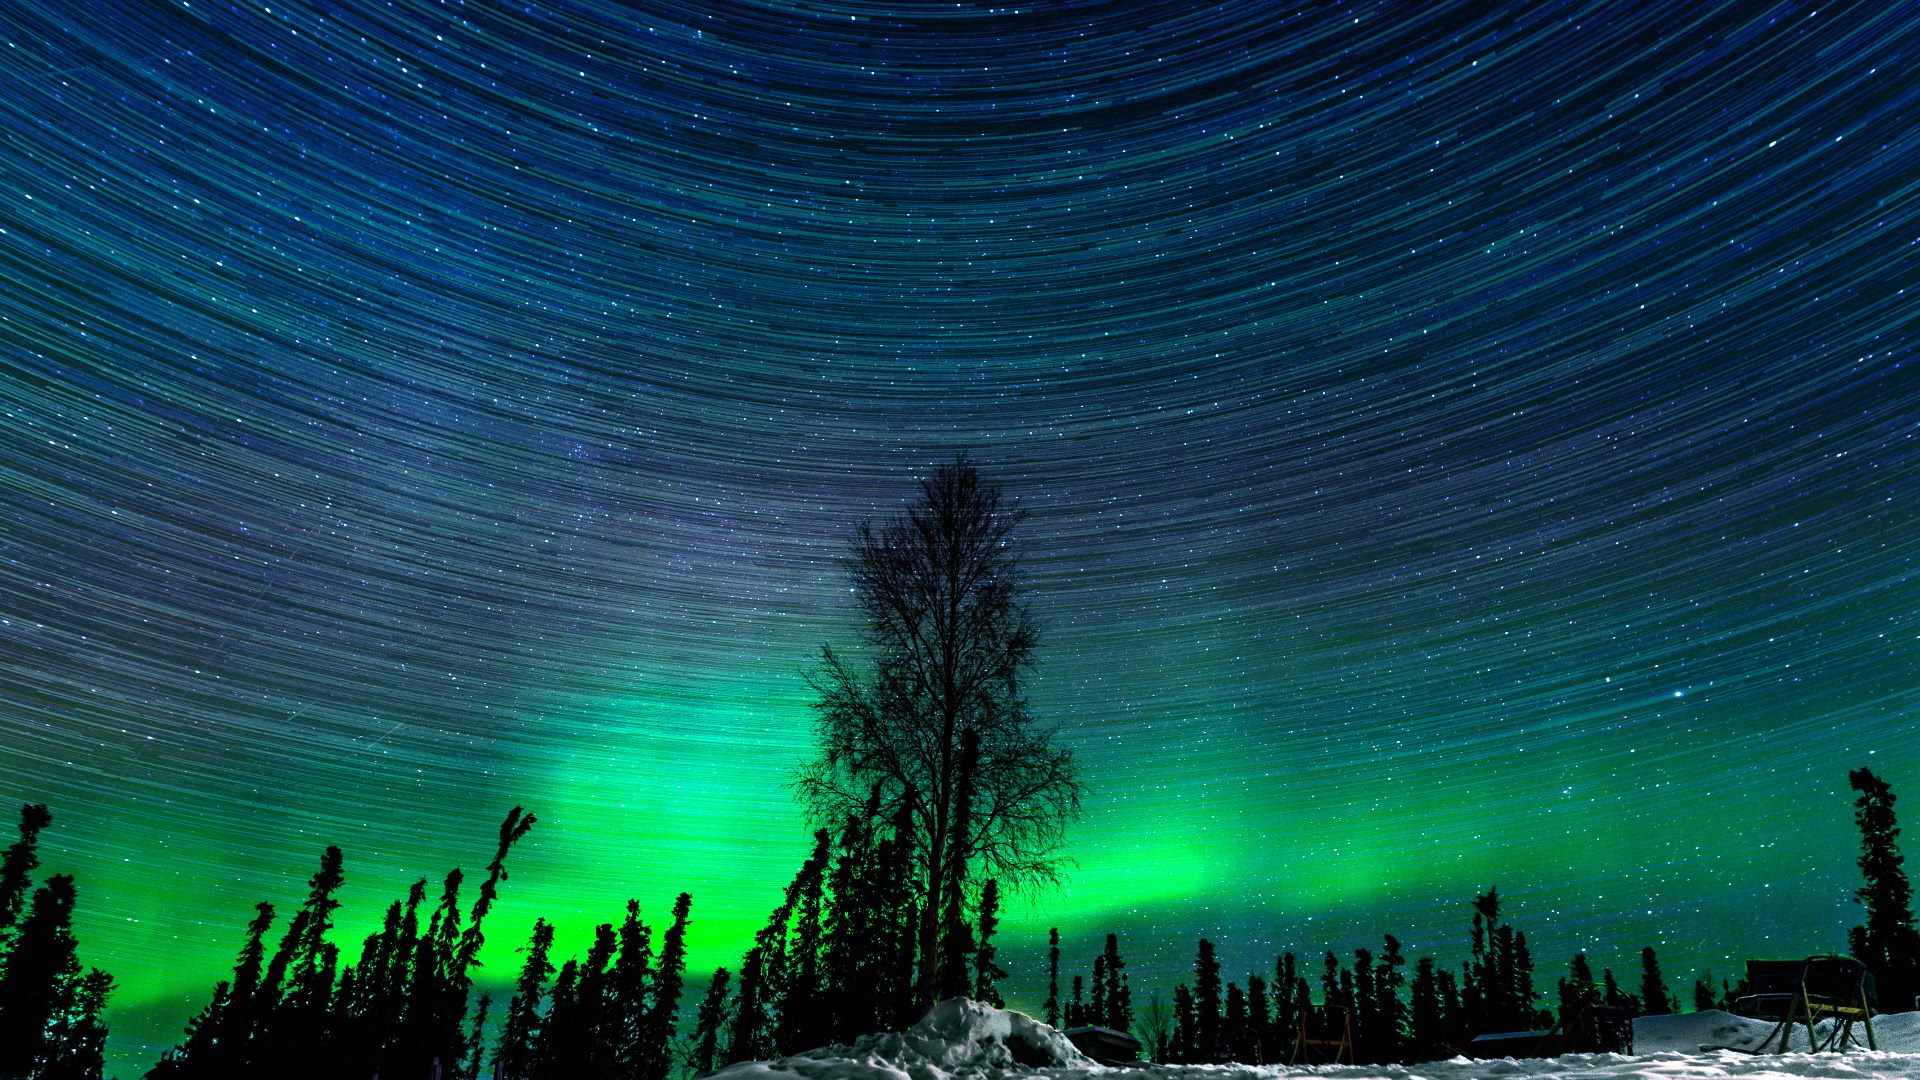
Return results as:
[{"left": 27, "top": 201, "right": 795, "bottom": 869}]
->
[{"left": 709, "top": 1000, "right": 1920, "bottom": 1080}]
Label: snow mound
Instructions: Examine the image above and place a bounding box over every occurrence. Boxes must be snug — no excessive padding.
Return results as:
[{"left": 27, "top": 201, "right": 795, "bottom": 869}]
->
[
  {"left": 711, "top": 999, "right": 1091, "bottom": 1080},
  {"left": 714, "top": 1003, "right": 1920, "bottom": 1080}
]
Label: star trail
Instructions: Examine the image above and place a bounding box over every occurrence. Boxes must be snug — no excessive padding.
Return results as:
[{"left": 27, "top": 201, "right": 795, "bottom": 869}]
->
[{"left": 2, "top": 0, "right": 1918, "bottom": 1072}]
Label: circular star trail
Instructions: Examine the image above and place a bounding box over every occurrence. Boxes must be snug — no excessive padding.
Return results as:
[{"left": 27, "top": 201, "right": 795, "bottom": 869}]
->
[{"left": 1, "top": 0, "right": 1917, "bottom": 1072}]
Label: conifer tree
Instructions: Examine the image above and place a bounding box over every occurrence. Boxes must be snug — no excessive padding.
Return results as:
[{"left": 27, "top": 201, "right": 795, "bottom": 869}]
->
[
  {"left": 1601, "top": 968, "right": 1633, "bottom": 1011},
  {"left": 1194, "top": 939, "right": 1221, "bottom": 1061},
  {"left": 0, "top": 803, "right": 53, "bottom": 931},
  {"left": 638, "top": 892, "right": 694, "bottom": 1080},
  {"left": 1692, "top": 972, "right": 1715, "bottom": 1012},
  {"left": 937, "top": 727, "right": 981, "bottom": 1004},
  {"left": 458, "top": 993, "right": 490, "bottom": 1080},
  {"left": 1436, "top": 967, "right": 1461, "bottom": 1047},
  {"left": 1321, "top": 951, "right": 1342, "bottom": 1009},
  {"left": 1272, "top": 953, "right": 1301, "bottom": 1056},
  {"left": 1045, "top": 928, "right": 1060, "bottom": 1028},
  {"left": 729, "top": 837, "right": 830, "bottom": 1063},
  {"left": 1244, "top": 974, "right": 1268, "bottom": 1064},
  {"left": 1409, "top": 957, "right": 1442, "bottom": 1056},
  {"left": 1351, "top": 947, "right": 1374, "bottom": 1057},
  {"left": 1101, "top": 934, "right": 1129, "bottom": 1031},
  {"left": 39, "top": 965, "right": 113, "bottom": 1080},
  {"left": 609, "top": 899, "right": 654, "bottom": 1077},
  {"left": 821, "top": 809, "right": 873, "bottom": 1041},
  {"left": 1067, "top": 975, "right": 1084, "bottom": 1027},
  {"left": 773, "top": 832, "right": 831, "bottom": 1054},
  {"left": 689, "top": 968, "right": 731, "bottom": 1077},
  {"left": 1462, "top": 888, "right": 1539, "bottom": 1035},
  {"left": 1558, "top": 953, "right": 1599, "bottom": 1022},
  {"left": 535, "top": 960, "right": 582, "bottom": 1080},
  {"left": 1089, "top": 952, "right": 1107, "bottom": 1027},
  {"left": 497, "top": 919, "right": 556, "bottom": 1080},
  {"left": 878, "top": 794, "right": 921, "bottom": 1029},
  {"left": 1221, "top": 982, "right": 1246, "bottom": 1063},
  {"left": 1374, "top": 936, "right": 1406, "bottom": 1062},
  {"left": 1170, "top": 984, "right": 1195, "bottom": 1063},
  {"left": 1638, "top": 947, "right": 1674, "bottom": 1015},
  {"left": 971, "top": 879, "right": 1005, "bottom": 1007},
  {"left": 1848, "top": 767, "right": 1920, "bottom": 1011},
  {"left": 0, "top": 874, "right": 81, "bottom": 1078}
]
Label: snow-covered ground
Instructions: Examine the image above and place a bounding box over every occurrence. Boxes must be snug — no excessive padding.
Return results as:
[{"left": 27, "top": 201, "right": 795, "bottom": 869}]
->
[{"left": 712, "top": 999, "right": 1920, "bottom": 1080}]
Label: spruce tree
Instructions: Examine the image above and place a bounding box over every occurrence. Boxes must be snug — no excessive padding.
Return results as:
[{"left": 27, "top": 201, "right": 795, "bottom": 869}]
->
[
  {"left": 0, "top": 874, "right": 80, "bottom": 1077},
  {"left": 1067, "top": 975, "right": 1084, "bottom": 1027},
  {"left": 1436, "top": 968, "right": 1461, "bottom": 1047},
  {"left": 1101, "top": 934, "right": 1128, "bottom": 1031},
  {"left": 1601, "top": 968, "right": 1632, "bottom": 1011},
  {"left": 609, "top": 899, "right": 654, "bottom": 1077},
  {"left": 1351, "top": 948, "right": 1374, "bottom": 1057},
  {"left": 1638, "top": 947, "right": 1674, "bottom": 1015},
  {"left": 821, "top": 810, "right": 871, "bottom": 1042},
  {"left": 1848, "top": 767, "right": 1920, "bottom": 1011},
  {"left": 936, "top": 728, "right": 979, "bottom": 1003},
  {"left": 1272, "top": 953, "right": 1300, "bottom": 1055},
  {"left": 1089, "top": 952, "right": 1107, "bottom": 1027},
  {"left": 1462, "top": 888, "right": 1539, "bottom": 1034},
  {"left": 1044, "top": 928, "right": 1060, "bottom": 1028},
  {"left": 1170, "top": 984, "right": 1195, "bottom": 1063},
  {"left": 39, "top": 966, "right": 113, "bottom": 1080},
  {"left": 1374, "top": 936, "right": 1406, "bottom": 1063},
  {"left": 1244, "top": 974, "right": 1268, "bottom": 1064},
  {"left": 458, "top": 993, "right": 490, "bottom": 1080},
  {"left": 1557, "top": 952, "right": 1598, "bottom": 1023},
  {"left": 971, "top": 880, "right": 1005, "bottom": 1007},
  {"left": 1409, "top": 957, "right": 1441, "bottom": 1056},
  {"left": 638, "top": 892, "right": 694, "bottom": 1080},
  {"left": 0, "top": 803, "right": 53, "bottom": 931},
  {"left": 1692, "top": 972, "right": 1715, "bottom": 1012},
  {"left": 1221, "top": 982, "right": 1246, "bottom": 1063},
  {"left": 1194, "top": 939, "right": 1221, "bottom": 1061},
  {"left": 497, "top": 919, "right": 556, "bottom": 1080},
  {"left": 773, "top": 832, "right": 831, "bottom": 1054},
  {"left": 689, "top": 968, "right": 731, "bottom": 1077}
]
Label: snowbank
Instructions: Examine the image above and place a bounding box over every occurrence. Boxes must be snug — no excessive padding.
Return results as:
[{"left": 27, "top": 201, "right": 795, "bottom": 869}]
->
[
  {"left": 712, "top": 1000, "right": 1920, "bottom": 1080},
  {"left": 711, "top": 999, "right": 1092, "bottom": 1080},
  {"left": 1635, "top": 1008, "right": 1920, "bottom": 1053}
]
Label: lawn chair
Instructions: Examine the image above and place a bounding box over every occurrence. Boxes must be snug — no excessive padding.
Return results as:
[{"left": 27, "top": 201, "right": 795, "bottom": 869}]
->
[
  {"left": 1725, "top": 955, "right": 1877, "bottom": 1053},
  {"left": 1289, "top": 1003, "right": 1353, "bottom": 1065}
]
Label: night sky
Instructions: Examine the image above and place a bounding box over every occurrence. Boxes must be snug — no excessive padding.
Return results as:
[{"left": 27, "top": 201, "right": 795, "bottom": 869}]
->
[{"left": 3, "top": 0, "right": 1918, "bottom": 1073}]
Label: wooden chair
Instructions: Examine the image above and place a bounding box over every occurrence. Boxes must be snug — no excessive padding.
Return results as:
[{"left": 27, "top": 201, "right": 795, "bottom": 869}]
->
[
  {"left": 1727, "top": 955, "right": 1877, "bottom": 1053},
  {"left": 1289, "top": 1003, "right": 1353, "bottom": 1064}
]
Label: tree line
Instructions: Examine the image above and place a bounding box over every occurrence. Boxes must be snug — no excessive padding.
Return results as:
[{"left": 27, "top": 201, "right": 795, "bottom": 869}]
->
[
  {"left": 7, "top": 759, "right": 1918, "bottom": 1077},
  {"left": 0, "top": 804, "right": 113, "bottom": 1080}
]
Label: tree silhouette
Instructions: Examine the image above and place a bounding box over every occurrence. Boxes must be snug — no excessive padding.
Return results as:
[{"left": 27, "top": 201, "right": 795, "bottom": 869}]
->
[
  {"left": 687, "top": 968, "right": 731, "bottom": 1077},
  {"left": 1101, "top": 934, "right": 1130, "bottom": 1032},
  {"left": 1638, "top": 947, "right": 1675, "bottom": 1015},
  {"left": 1194, "top": 939, "right": 1221, "bottom": 1061},
  {"left": 1044, "top": 928, "right": 1060, "bottom": 1027},
  {"left": 0, "top": 803, "right": 53, "bottom": 931},
  {"left": 0, "top": 874, "right": 82, "bottom": 1077},
  {"left": 971, "top": 879, "right": 1006, "bottom": 1006},
  {"left": 496, "top": 918, "right": 555, "bottom": 1080},
  {"left": 1848, "top": 767, "right": 1920, "bottom": 1011},
  {"left": 796, "top": 455, "right": 1085, "bottom": 1007}
]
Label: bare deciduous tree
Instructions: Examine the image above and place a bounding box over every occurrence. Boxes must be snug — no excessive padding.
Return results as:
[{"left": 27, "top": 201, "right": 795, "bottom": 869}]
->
[{"left": 796, "top": 454, "right": 1084, "bottom": 1010}]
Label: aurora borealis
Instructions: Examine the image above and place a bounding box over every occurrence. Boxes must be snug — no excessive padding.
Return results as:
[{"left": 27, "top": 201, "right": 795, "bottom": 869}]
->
[{"left": 2, "top": 0, "right": 1919, "bottom": 1072}]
